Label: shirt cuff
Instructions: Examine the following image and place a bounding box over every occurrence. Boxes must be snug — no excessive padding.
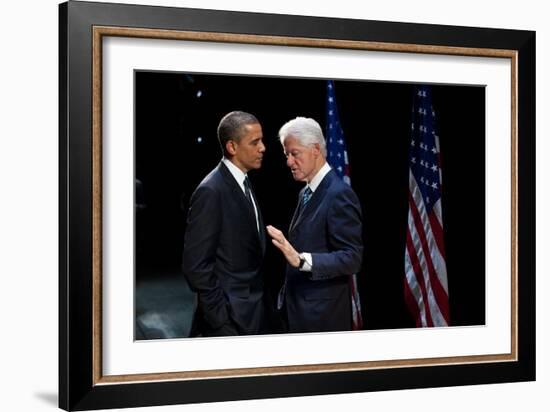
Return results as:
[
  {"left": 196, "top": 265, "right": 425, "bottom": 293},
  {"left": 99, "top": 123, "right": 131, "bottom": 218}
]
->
[{"left": 299, "top": 252, "right": 313, "bottom": 272}]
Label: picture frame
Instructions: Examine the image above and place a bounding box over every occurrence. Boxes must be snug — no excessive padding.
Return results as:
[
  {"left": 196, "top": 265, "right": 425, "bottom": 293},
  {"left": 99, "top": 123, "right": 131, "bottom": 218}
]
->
[{"left": 59, "top": 1, "right": 535, "bottom": 410}]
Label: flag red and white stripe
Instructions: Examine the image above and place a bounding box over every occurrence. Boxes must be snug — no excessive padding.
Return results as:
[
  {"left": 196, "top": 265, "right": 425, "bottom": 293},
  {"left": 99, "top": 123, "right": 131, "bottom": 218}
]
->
[{"left": 404, "top": 86, "right": 450, "bottom": 327}]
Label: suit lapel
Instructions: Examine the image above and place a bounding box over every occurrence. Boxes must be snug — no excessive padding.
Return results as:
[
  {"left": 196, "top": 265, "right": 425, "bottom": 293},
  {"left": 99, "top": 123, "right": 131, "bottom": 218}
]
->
[
  {"left": 218, "top": 162, "right": 257, "bottom": 227},
  {"left": 290, "top": 171, "right": 335, "bottom": 233},
  {"left": 289, "top": 187, "right": 305, "bottom": 233},
  {"left": 250, "top": 187, "right": 267, "bottom": 254},
  {"left": 219, "top": 162, "right": 265, "bottom": 252}
]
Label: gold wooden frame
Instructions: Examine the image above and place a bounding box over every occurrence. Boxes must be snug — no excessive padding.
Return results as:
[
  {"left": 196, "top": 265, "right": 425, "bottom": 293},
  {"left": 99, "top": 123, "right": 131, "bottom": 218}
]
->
[{"left": 91, "top": 26, "right": 518, "bottom": 386}]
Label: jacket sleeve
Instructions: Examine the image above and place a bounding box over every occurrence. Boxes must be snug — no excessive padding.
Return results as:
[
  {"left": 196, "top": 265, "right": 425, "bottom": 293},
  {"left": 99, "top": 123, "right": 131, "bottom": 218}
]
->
[
  {"left": 309, "top": 187, "right": 363, "bottom": 280},
  {"left": 182, "top": 185, "right": 229, "bottom": 329}
]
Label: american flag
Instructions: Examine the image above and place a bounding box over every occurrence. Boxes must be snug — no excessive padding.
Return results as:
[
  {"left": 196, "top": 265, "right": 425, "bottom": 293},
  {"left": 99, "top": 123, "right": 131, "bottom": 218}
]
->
[
  {"left": 326, "top": 80, "right": 363, "bottom": 330},
  {"left": 404, "top": 85, "right": 450, "bottom": 327}
]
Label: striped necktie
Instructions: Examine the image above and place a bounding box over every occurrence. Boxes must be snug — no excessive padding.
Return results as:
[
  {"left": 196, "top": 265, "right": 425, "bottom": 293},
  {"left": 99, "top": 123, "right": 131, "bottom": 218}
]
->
[{"left": 301, "top": 186, "right": 313, "bottom": 207}]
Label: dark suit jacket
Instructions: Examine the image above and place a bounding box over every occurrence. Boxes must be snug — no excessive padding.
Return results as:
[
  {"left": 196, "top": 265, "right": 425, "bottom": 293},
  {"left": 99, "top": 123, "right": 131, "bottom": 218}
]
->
[
  {"left": 182, "top": 162, "right": 266, "bottom": 336},
  {"left": 283, "top": 169, "right": 363, "bottom": 333}
]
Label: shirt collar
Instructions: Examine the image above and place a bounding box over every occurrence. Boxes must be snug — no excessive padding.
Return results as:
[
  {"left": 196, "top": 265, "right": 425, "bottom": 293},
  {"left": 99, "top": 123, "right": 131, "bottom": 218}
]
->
[
  {"left": 222, "top": 157, "right": 247, "bottom": 191},
  {"left": 308, "top": 162, "right": 331, "bottom": 193}
]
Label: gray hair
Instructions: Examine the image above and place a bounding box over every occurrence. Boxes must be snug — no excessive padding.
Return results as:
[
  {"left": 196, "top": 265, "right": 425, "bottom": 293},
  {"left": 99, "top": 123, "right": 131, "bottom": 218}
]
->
[
  {"left": 217, "top": 111, "right": 259, "bottom": 156},
  {"left": 278, "top": 117, "right": 327, "bottom": 157}
]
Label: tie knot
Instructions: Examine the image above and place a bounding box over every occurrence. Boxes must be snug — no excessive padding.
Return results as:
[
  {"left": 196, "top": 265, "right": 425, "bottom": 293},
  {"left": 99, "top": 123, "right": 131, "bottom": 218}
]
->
[{"left": 302, "top": 187, "right": 313, "bottom": 205}]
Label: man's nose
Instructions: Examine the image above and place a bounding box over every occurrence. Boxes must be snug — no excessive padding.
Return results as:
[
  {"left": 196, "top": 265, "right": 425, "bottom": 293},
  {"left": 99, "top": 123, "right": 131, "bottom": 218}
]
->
[{"left": 286, "top": 156, "right": 294, "bottom": 167}]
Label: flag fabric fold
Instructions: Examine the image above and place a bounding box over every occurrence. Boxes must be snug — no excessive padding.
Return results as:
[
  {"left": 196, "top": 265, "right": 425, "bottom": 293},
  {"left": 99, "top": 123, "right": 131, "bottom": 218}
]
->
[
  {"left": 404, "top": 85, "right": 450, "bottom": 327},
  {"left": 326, "top": 80, "right": 363, "bottom": 330}
]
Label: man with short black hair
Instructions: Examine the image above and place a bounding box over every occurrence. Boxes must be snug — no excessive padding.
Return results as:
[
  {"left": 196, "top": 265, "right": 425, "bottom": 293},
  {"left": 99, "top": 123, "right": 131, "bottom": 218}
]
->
[{"left": 183, "top": 111, "right": 267, "bottom": 336}]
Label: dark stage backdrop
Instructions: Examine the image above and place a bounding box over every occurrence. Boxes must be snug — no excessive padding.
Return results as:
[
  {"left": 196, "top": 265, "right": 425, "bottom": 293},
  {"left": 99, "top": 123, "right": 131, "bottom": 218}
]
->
[{"left": 135, "top": 71, "right": 486, "bottom": 331}]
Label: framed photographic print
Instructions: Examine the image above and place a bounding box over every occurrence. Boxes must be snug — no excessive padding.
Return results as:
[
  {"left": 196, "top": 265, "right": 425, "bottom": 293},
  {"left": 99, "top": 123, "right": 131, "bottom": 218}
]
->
[{"left": 59, "top": 1, "right": 535, "bottom": 410}]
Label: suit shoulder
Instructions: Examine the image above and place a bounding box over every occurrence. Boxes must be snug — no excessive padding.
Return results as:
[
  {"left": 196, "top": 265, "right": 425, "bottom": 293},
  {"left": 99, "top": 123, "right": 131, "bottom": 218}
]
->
[
  {"left": 198, "top": 166, "right": 226, "bottom": 188},
  {"left": 190, "top": 168, "right": 224, "bottom": 199},
  {"left": 327, "top": 174, "right": 356, "bottom": 195},
  {"left": 326, "top": 176, "right": 361, "bottom": 209}
]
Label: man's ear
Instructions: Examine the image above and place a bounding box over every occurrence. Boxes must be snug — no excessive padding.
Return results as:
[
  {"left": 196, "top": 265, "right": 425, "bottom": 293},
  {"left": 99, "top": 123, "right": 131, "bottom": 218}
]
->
[
  {"left": 312, "top": 143, "right": 321, "bottom": 157},
  {"left": 226, "top": 140, "right": 237, "bottom": 156}
]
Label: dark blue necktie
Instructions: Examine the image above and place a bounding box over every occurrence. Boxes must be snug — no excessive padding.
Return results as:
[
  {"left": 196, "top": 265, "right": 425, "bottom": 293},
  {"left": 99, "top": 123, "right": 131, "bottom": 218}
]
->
[{"left": 301, "top": 187, "right": 313, "bottom": 207}]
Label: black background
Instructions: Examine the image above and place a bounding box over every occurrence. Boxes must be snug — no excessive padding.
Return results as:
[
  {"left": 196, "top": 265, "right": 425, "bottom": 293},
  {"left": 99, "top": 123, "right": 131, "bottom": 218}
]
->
[{"left": 135, "top": 71, "right": 486, "bottom": 330}]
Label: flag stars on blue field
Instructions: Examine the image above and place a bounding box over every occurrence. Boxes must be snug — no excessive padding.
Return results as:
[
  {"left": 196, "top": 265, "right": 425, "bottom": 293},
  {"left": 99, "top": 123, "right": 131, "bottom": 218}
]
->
[
  {"left": 409, "top": 85, "right": 442, "bottom": 211},
  {"left": 418, "top": 177, "right": 439, "bottom": 191},
  {"left": 326, "top": 80, "right": 350, "bottom": 183},
  {"left": 420, "top": 159, "right": 436, "bottom": 171}
]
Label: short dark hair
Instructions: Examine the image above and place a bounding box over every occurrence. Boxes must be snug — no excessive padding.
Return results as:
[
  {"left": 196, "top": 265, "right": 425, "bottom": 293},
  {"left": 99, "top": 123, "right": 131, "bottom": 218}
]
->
[{"left": 217, "top": 111, "right": 259, "bottom": 156}]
